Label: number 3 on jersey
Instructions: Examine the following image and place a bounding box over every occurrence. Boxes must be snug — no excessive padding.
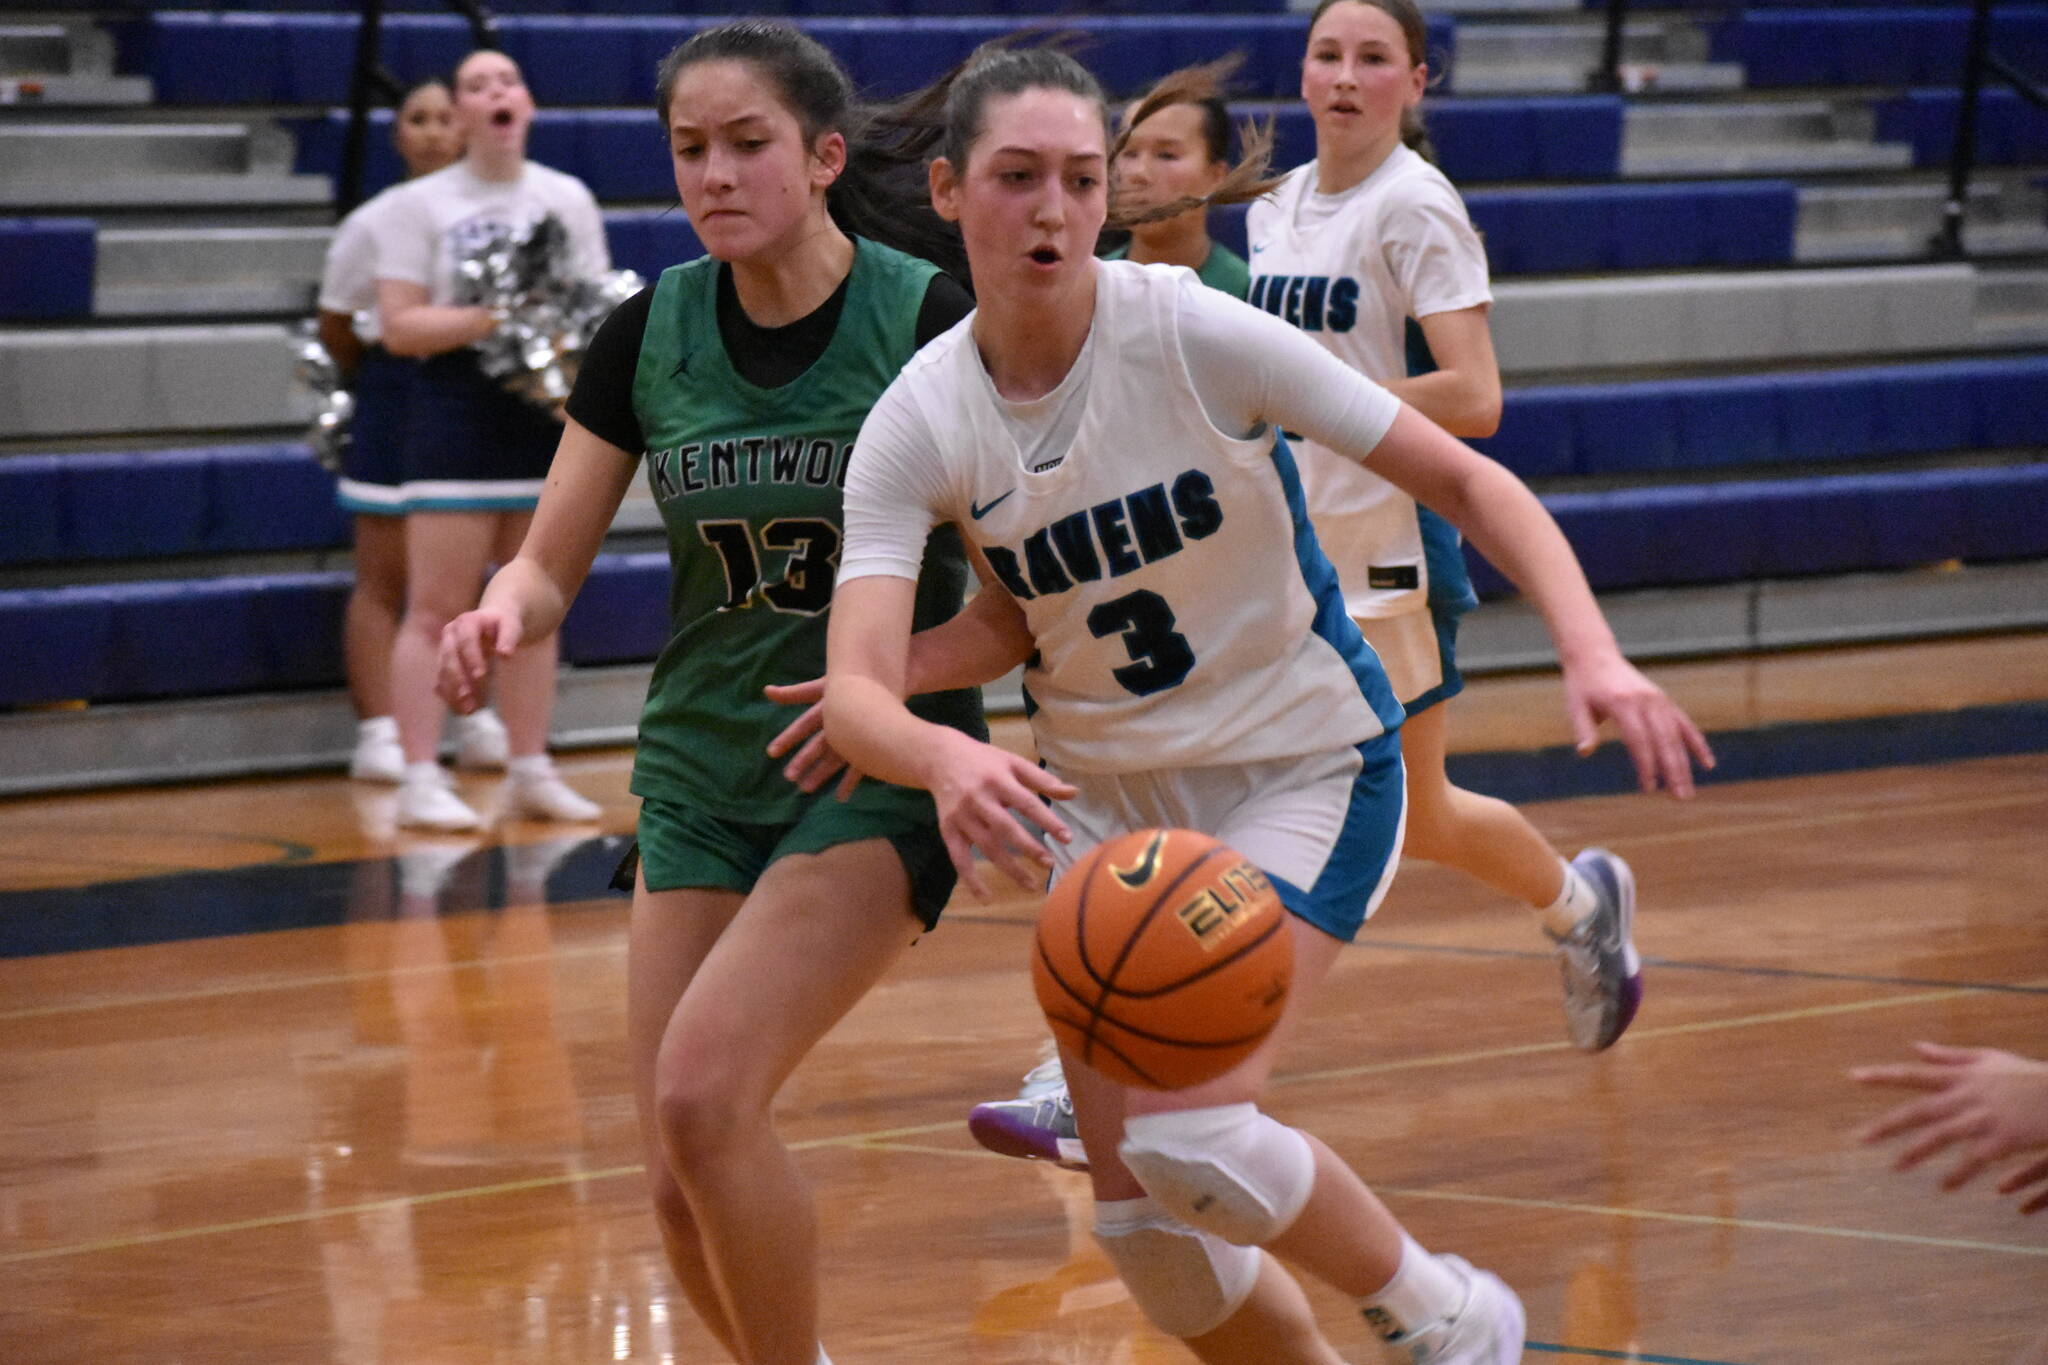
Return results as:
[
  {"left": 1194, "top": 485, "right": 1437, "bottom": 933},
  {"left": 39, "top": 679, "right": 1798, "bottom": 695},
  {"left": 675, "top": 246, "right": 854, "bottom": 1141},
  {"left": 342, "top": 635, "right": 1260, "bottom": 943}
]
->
[
  {"left": 698, "top": 517, "right": 840, "bottom": 614},
  {"left": 1087, "top": 589, "right": 1195, "bottom": 696}
]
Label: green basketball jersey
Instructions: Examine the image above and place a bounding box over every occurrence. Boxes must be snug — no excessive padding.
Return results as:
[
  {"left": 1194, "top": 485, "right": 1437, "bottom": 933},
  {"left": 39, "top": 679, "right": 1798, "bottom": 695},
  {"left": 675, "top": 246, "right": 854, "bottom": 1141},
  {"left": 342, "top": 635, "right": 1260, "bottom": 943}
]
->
[
  {"left": 1103, "top": 240, "right": 1251, "bottom": 300},
  {"left": 629, "top": 237, "right": 982, "bottom": 819}
]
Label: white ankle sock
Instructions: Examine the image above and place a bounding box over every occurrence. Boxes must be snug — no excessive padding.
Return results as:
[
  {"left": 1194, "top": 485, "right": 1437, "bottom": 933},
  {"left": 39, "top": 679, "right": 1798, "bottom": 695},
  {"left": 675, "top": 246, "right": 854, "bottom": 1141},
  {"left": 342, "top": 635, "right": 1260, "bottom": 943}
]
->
[
  {"left": 403, "top": 760, "right": 443, "bottom": 787},
  {"left": 506, "top": 754, "right": 553, "bottom": 781},
  {"left": 1540, "top": 858, "right": 1599, "bottom": 939},
  {"left": 1361, "top": 1233, "right": 1466, "bottom": 1340},
  {"left": 359, "top": 715, "right": 397, "bottom": 742}
]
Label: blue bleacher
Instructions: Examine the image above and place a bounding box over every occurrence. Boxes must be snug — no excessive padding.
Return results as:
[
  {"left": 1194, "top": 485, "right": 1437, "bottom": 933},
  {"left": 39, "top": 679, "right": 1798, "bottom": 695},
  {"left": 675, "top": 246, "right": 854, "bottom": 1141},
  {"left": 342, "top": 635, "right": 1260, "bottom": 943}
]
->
[
  {"left": 1874, "top": 88, "right": 2048, "bottom": 167},
  {"left": 1464, "top": 462, "right": 2048, "bottom": 599},
  {"left": 1708, "top": 6, "right": 2048, "bottom": 89},
  {"left": 8, "top": 355, "right": 2039, "bottom": 573},
  {"left": 0, "top": 219, "right": 96, "bottom": 321},
  {"left": 10, "top": 457, "right": 2044, "bottom": 707},
  {"left": 1460, "top": 181, "right": 1796, "bottom": 273},
  {"left": 0, "top": 553, "right": 674, "bottom": 706},
  {"left": 1478, "top": 355, "right": 2048, "bottom": 481},
  {"left": 300, "top": 94, "right": 1620, "bottom": 201},
  {"left": 132, "top": 12, "right": 1426, "bottom": 106},
  {"left": 0, "top": 446, "right": 349, "bottom": 567}
]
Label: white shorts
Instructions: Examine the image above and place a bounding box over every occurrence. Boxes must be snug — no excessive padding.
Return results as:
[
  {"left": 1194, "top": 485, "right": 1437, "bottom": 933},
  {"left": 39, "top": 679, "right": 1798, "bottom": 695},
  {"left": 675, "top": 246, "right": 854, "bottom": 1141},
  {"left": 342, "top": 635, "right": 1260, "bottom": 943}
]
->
[
  {"left": 1046, "top": 731, "right": 1407, "bottom": 942},
  {"left": 1355, "top": 611, "right": 1441, "bottom": 708}
]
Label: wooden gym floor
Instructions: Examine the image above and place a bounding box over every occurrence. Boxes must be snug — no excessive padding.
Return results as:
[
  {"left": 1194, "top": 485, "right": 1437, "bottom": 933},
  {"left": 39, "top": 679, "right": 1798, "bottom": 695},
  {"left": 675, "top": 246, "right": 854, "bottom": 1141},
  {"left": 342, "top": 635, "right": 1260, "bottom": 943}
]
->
[{"left": 2, "top": 634, "right": 2045, "bottom": 1364}]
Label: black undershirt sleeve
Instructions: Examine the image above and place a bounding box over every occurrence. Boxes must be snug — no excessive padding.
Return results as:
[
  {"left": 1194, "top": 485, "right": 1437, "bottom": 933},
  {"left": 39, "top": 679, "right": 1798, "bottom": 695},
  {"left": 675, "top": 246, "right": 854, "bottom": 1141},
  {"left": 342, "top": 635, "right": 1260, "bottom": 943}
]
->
[
  {"left": 563, "top": 283, "right": 655, "bottom": 456},
  {"left": 562, "top": 269, "right": 972, "bottom": 459},
  {"left": 914, "top": 271, "right": 974, "bottom": 346}
]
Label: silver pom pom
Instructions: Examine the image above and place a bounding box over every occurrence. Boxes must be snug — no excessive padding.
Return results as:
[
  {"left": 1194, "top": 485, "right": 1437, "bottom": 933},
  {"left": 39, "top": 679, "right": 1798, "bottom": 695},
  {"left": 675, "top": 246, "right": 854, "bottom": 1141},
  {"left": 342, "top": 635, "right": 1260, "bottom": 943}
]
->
[
  {"left": 454, "top": 213, "right": 643, "bottom": 411},
  {"left": 291, "top": 323, "right": 353, "bottom": 474}
]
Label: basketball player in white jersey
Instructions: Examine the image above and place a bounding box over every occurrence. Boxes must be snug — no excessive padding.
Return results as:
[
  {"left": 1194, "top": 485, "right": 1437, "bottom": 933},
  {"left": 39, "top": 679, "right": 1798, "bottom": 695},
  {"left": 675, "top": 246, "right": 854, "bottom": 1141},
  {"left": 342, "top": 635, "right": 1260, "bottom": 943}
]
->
[
  {"left": 1245, "top": 0, "right": 1708, "bottom": 1055},
  {"left": 820, "top": 45, "right": 1707, "bottom": 1365}
]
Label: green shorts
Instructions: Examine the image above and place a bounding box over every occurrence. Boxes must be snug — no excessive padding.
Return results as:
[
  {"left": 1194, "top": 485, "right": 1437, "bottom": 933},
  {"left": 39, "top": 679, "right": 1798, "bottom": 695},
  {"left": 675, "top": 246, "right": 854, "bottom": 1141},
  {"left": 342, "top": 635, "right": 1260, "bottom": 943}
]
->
[{"left": 617, "top": 789, "right": 957, "bottom": 931}]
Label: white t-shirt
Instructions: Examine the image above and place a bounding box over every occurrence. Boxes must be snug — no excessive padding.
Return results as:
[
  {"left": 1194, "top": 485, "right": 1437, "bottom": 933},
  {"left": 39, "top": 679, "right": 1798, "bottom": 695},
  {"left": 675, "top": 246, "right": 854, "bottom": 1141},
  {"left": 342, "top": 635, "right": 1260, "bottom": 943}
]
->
[
  {"left": 318, "top": 185, "right": 406, "bottom": 345},
  {"left": 842, "top": 259, "right": 1407, "bottom": 776},
  {"left": 371, "top": 160, "right": 608, "bottom": 306},
  {"left": 1246, "top": 145, "right": 1491, "bottom": 618}
]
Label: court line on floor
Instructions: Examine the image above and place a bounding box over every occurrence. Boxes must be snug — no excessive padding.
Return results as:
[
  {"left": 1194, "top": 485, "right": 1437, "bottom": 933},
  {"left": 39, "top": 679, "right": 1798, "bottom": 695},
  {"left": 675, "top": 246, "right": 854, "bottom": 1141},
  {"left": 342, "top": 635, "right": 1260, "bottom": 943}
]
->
[
  {"left": 1525, "top": 1344, "right": 1749, "bottom": 1365},
  {"left": 9, "top": 980, "right": 2041, "bottom": 1266},
  {"left": 840, "top": 1138, "right": 2047, "bottom": 1260},
  {"left": 1346, "top": 939, "right": 2048, "bottom": 998},
  {"left": 6, "top": 780, "right": 2042, "bottom": 1019}
]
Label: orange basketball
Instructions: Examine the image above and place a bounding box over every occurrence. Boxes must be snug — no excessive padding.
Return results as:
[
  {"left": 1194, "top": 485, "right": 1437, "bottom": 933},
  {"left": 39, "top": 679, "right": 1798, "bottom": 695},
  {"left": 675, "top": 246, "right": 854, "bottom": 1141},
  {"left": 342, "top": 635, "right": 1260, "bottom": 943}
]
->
[{"left": 1031, "top": 828, "right": 1294, "bottom": 1091}]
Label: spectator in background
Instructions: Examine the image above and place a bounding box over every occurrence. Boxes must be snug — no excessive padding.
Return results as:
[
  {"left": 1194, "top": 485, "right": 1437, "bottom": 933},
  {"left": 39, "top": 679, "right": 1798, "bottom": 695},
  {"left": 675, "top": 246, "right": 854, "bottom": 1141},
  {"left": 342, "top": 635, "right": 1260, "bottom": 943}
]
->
[
  {"left": 1854, "top": 1042, "right": 2048, "bottom": 1215},
  {"left": 1104, "top": 64, "right": 1251, "bottom": 300},
  {"left": 317, "top": 76, "right": 511, "bottom": 785},
  {"left": 374, "top": 49, "right": 606, "bottom": 831}
]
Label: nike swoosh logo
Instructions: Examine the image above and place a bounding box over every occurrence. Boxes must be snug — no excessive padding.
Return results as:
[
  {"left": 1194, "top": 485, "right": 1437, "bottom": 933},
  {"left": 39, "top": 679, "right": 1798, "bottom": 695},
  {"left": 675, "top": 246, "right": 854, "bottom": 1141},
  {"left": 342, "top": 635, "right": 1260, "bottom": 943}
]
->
[
  {"left": 1249, "top": 242, "right": 1268, "bottom": 254},
  {"left": 1110, "top": 831, "right": 1168, "bottom": 890},
  {"left": 969, "top": 488, "right": 1015, "bottom": 520}
]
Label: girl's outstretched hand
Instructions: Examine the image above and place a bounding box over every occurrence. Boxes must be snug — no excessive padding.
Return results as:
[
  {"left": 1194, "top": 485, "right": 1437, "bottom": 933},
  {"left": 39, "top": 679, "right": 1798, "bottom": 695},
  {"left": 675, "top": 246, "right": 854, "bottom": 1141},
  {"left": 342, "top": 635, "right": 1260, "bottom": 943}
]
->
[
  {"left": 924, "top": 729, "right": 1077, "bottom": 899},
  {"left": 1561, "top": 650, "right": 1714, "bottom": 798},
  {"left": 764, "top": 679, "right": 862, "bottom": 801}
]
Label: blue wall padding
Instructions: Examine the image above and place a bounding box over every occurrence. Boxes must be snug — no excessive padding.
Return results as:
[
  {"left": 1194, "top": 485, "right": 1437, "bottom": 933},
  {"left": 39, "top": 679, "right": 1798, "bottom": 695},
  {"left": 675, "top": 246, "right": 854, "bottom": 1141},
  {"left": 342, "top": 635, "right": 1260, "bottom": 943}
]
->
[
  {"left": 8, "top": 458, "right": 2045, "bottom": 706},
  {"left": 559, "top": 552, "right": 673, "bottom": 666},
  {"left": 1710, "top": 7, "right": 2048, "bottom": 88},
  {"left": 1462, "top": 181, "right": 1797, "bottom": 273},
  {"left": 1873, "top": 88, "right": 2048, "bottom": 167},
  {"left": 1463, "top": 462, "right": 2048, "bottom": 599},
  {"left": 1478, "top": 355, "right": 2048, "bottom": 481},
  {"left": 0, "top": 550, "right": 677, "bottom": 706},
  {"left": 0, "top": 447, "right": 352, "bottom": 568},
  {"left": 142, "top": 12, "right": 1425, "bottom": 107},
  {"left": 0, "top": 219, "right": 95, "bottom": 320}
]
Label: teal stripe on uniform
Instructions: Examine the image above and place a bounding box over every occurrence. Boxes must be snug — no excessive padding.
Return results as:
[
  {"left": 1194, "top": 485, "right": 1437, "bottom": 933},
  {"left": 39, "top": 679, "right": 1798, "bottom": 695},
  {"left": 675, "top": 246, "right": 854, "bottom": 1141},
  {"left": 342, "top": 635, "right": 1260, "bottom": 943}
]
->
[{"left": 1266, "top": 432, "right": 1406, "bottom": 734}]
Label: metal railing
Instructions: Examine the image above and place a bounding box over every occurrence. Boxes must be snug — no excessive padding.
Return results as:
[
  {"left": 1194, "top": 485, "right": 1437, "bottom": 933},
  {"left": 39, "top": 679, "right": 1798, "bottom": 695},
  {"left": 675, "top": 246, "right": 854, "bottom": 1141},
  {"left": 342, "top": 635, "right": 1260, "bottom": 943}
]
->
[
  {"left": 1587, "top": 0, "right": 1631, "bottom": 95},
  {"left": 337, "top": 0, "right": 498, "bottom": 217},
  {"left": 1935, "top": 0, "right": 2048, "bottom": 257}
]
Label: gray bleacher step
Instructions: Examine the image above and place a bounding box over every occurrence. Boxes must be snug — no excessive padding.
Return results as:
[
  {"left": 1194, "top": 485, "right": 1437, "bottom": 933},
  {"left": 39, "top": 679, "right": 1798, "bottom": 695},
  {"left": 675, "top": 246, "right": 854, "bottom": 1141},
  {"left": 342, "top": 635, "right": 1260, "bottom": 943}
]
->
[
  {"left": 0, "top": 121, "right": 293, "bottom": 178},
  {"left": 1974, "top": 268, "right": 2048, "bottom": 346},
  {"left": 11, "top": 560, "right": 2048, "bottom": 796},
  {"left": 0, "top": 23, "right": 72, "bottom": 71},
  {"left": 1394, "top": 0, "right": 1580, "bottom": 13},
  {"left": 0, "top": 324, "right": 311, "bottom": 440},
  {"left": 1489, "top": 263, "right": 1980, "bottom": 373},
  {"left": 1, "top": 73, "right": 153, "bottom": 106},
  {"left": 94, "top": 226, "right": 332, "bottom": 317},
  {"left": 1621, "top": 99, "right": 1913, "bottom": 177},
  {"left": 0, "top": 172, "right": 332, "bottom": 210},
  {"left": 1455, "top": 19, "right": 1705, "bottom": 68},
  {"left": 1798, "top": 180, "right": 2048, "bottom": 262},
  {"left": 1455, "top": 61, "right": 1742, "bottom": 95}
]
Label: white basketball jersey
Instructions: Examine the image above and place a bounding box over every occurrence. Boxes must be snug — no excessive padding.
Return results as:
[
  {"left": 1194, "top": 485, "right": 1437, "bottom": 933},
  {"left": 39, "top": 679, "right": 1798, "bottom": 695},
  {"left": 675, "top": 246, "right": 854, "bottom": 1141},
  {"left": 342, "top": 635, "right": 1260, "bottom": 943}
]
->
[
  {"left": 1246, "top": 148, "right": 1491, "bottom": 619},
  {"left": 886, "top": 260, "right": 1402, "bottom": 777}
]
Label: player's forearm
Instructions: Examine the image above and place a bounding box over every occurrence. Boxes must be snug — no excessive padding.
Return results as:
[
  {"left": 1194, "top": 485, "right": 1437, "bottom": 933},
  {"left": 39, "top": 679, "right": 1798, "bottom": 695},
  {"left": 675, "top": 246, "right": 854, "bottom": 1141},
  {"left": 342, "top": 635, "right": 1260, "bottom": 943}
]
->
[
  {"left": 1379, "top": 368, "right": 1501, "bottom": 438},
  {"left": 316, "top": 310, "right": 366, "bottom": 382},
  {"left": 1440, "top": 459, "right": 1617, "bottom": 669},
  {"left": 379, "top": 303, "right": 497, "bottom": 358},
  {"left": 907, "top": 590, "right": 1033, "bottom": 693},
  {"left": 823, "top": 675, "right": 965, "bottom": 791}
]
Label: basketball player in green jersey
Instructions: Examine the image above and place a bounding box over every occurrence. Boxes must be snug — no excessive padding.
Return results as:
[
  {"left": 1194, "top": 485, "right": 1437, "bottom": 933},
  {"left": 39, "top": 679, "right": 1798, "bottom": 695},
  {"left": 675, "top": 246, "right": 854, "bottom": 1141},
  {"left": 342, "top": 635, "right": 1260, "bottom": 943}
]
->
[
  {"left": 1102, "top": 63, "right": 1252, "bottom": 300},
  {"left": 436, "top": 23, "right": 982, "bottom": 1365}
]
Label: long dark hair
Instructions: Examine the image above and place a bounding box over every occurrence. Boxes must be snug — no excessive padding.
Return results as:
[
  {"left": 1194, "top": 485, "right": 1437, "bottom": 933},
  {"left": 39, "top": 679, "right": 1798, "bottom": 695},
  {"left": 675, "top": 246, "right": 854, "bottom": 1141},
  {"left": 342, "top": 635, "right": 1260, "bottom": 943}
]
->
[
  {"left": 653, "top": 20, "right": 966, "bottom": 277},
  {"left": 1308, "top": 0, "right": 1438, "bottom": 164},
  {"left": 902, "top": 40, "right": 1279, "bottom": 231},
  {"left": 1112, "top": 54, "right": 1283, "bottom": 226}
]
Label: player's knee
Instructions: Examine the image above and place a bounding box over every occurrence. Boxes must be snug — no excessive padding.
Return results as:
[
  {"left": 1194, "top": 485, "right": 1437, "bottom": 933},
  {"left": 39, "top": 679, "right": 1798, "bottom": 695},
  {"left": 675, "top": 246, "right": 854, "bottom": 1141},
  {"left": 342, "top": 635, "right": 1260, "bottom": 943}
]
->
[
  {"left": 1118, "top": 1103, "right": 1316, "bottom": 1245},
  {"left": 1093, "top": 1196, "right": 1261, "bottom": 1339},
  {"left": 644, "top": 1163, "right": 695, "bottom": 1234},
  {"left": 653, "top": 1068, "right": 755, "bottom": 1167}
]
